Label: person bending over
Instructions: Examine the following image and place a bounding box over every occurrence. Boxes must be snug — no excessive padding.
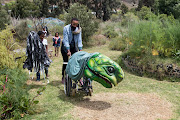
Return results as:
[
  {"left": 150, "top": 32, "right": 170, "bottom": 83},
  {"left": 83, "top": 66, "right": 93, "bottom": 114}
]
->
[{"left": 61, "top": 18, "right": 83, "bottom": 83}]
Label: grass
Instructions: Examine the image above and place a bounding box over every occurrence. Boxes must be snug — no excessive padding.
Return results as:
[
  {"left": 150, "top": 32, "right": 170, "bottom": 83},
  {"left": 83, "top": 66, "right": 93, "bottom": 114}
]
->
[{"left": 22, "top": 36, "right": 180, "bottom": 120}]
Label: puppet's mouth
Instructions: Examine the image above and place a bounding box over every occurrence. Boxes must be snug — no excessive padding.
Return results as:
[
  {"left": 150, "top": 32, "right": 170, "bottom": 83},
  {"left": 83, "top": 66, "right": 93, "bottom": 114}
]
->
[{"left": 87, "top": 65, "right": 112, "bottom": 88}]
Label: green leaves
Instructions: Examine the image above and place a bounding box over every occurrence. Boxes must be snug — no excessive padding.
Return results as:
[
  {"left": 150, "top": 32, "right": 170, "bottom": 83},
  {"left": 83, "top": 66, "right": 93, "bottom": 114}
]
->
[
  {"left": 11, "top": 0, "right": 40, "bottom": 18},
  {"left": 0, "top": 6, "right": 10, "bottom": 30},
  {"left": 33, "top": 100, "right": 39, "bottom": 104},
  {"left": 155, "top": 0, "right": 180, "bottom": 19},
  {"left": 0, "top": 68, "right": 29, "bottom": 119}
]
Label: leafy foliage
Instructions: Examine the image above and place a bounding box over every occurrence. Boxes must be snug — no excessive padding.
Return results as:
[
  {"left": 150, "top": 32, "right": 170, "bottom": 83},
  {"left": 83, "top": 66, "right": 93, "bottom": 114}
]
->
[
  {"left": 103, "top": 25, "right": 119, "bottom": 38},
  {"left": 0, "top": 4, "right": 10, "bottom": 30},
  {"left": 40, "top": 0, "right": 49, "bottom": 17},
  {"left": 65, "top": 3, "right": 98, "bottom": 43},
  {"left": 127, "top": 17, "right": 180, "bottom": 58},
  {"left": 109, "top": 37, "right": 130, "bottom": 51},
  {"left": 49, "top": 25, "right": 64, "bottom": 36},
  {"left": 121, "top": 4, "right": 129, "bottom": 15},
  {"left": 70, "top": 0, "right": 121, "bottom": 21},
  {"left": 121, "top": 12, "right": 139, "bottom": 26},
  {"left": 0, "top": 26, "right": 26, "bottom": 69},
  {"left": 11, "top": 0, "right": 40, "bottom": 18},
  {"left": 154, "top": 0, "right": 180, "bottom": 19},
  {"left": 136, "top": 6, "right": 157, "bottom": 20},
  {"left": 14, "top": 21, "right": 31, "bottom": 41},
  {"left": 137, "top": 0, "right": 155, "bottom": 10},
  {"left": 0, "top": 27, "right": 45, "bottom": 119},
  {"left": 0, "top": 68, "right": 28, "bottom": 119},
  {"left": 88, "top": 34, "right": 107, "bottom": 47}
]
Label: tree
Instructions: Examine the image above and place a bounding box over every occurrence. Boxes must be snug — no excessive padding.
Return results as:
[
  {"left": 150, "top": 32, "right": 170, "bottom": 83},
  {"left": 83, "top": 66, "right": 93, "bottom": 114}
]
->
[
  {"left": 65, "top": 3, "right": 98, "bottom": 43},
  {"left": 173, "top": 3, "right": 180, "bottom": 18},
  {"left": 11, "top": 0, "right": 40, "bottom": 18},
  {"left": 121, "top": 4, "right": 129, "bottom": 15},
  {"left": 40, "top": 0, "right": 49, "bottom": 17},
  {"left": 155, "top": 0, "right": 180, "bottom": 19},
  {"left": 62, "top": 0, "right": 121, "bottom": 21},
  {"left": 137, "top": 0, "right": 155, "bottom": 10},
  {"left": 49, "top": 0, "right": 64, "bottom": 17},
  {"left": 91, "top": 0, "right": 121, "bottom": 21},
  {"left": 0, "top": 4, "right": 10, "bottom": 30}
]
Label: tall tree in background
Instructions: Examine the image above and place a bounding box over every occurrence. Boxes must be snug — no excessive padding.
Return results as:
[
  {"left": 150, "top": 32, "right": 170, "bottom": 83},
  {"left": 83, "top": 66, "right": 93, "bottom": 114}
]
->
[
  {"left": 0, "top": 3, "right": 10, "bottom": 30},
  {"left": 137, "top": 0, "right": 155, "bottom": 11},
  {"left": 49, "top": 0, "right": 64, "bottom": 16},
  {"left": 9, "top": 0, "right": 121, "bottom": 20},
  {"left": 11, "top": 0, "right": 39, "bottom": 18},
  {"left": 77, "top": 0, "right": 121, "bottom": 21},
  {"left": 63, "top": 0, "right": 71, "bottom": 12},
  {"left": 40, "top": 0, "right": 49, "bottom": 17},
  {"left": 155, "top": 0, "right": 180, "bottom": 19}
]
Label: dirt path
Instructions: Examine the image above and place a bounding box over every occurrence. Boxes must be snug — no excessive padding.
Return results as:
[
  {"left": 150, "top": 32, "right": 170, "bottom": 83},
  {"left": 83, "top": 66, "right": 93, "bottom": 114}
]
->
[{"left": 72, "top": 93, "right": 172, "bottom": 120}]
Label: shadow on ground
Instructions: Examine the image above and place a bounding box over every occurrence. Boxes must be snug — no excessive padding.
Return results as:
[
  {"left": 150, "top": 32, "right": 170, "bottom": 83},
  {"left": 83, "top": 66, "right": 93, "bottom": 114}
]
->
[
  {"left": 49, "top": 80, "right": 62, "bottom": 87},
  {"left": 58, "top": 89, "right": 111, "bottom": 111}
]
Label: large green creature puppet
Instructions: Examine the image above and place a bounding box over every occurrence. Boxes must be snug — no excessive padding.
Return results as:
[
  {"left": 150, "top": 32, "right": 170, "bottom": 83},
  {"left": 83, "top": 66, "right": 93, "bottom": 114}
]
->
[{"left": 65, "top": 51, "right": 124, "bottom": 88}]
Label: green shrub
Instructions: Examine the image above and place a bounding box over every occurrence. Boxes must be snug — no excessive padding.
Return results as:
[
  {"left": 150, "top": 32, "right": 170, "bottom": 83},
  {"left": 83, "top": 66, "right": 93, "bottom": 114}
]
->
[
  {"left": 103, "top": 25, "right": 119, "bottom": 38},
  {"left": 0, "top": 68, "right": 29, "bottom": 119},
  {"left": 14, "top": 21, "right": 31, "bottom": 41},
  {"left": 65, "top": 3, "right": 98, "bottom": 43},
  {"left": 109, "top": 37, "right": 129, "bottom": 51},
  {"left": 0, "top": 5, "right": 10, "bottom": 30},
  {"left": 49, "top": 25, "right": 64, "bottom": 36},
  {"left": 59, "top": 14, "right": 65, "bottom": 21},
  {"left": 4, "top": 1, "right": 15, "bottom": 12},
  {"left": 87, "top": 34, "right": 107, "bottom": 47},
  {"left": 121, "top": 12, "right": 139, "bottom": 26},
  {"left": 137, "top": 6, "right": 157, "bottom": 20},
  {"left": 0, "top": 68, "right": 46, "bottom": 119},
  {"left": 120, "top": 4, "right": 128, "bottom": 15},
  {"left": 0, "top": 26, "right": 25, "bottom": 69},
  {"left": 110, "top": 14, "right": 120, "bottom": 22},
  {"left": 110, "top": 10, "right": 123, "bottom": 22},
  {"left": 122, "top": 14, "right": 180, "bottom": 59}
]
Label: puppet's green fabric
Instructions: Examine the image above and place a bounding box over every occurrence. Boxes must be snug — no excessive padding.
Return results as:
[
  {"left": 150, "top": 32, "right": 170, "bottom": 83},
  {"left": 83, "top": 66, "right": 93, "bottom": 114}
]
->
[{"left": 65, "top": 51, "right": 124, "bottom": 88}]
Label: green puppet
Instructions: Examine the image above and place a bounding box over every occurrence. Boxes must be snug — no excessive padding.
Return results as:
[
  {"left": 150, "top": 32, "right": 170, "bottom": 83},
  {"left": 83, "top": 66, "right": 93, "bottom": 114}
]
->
[{"left": 65, "top": 51, "right": 124, "bottom": 88}]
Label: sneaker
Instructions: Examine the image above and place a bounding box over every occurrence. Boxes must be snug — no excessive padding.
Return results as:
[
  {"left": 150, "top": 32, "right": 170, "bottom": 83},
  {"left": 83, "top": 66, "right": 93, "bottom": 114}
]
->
[
  {"left": 47, "top": 80, "right": 49, "bottom": 84},
  {"left": 46, "top": 75, "right": 50, "bottom": 79}
]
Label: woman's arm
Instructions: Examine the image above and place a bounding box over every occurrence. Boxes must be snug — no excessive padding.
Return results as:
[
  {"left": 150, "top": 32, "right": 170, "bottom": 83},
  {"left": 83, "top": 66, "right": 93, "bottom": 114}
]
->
[{"left": 77, "top": 32, "right": 83, "bottom": 51}]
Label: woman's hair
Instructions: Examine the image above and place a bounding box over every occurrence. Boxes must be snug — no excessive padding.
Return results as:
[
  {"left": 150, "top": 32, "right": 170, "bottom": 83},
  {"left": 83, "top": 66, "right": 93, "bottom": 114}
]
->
[
  {"left": 37, "top": 31, "right": 44, "bottom": 36},
  {"left": 55, "top": 32, "right": 59, "bottom": 37}
]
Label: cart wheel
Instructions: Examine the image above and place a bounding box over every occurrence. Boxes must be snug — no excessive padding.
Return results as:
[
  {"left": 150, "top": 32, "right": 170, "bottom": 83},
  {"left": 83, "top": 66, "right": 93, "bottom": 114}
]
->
[{"left": 64, "top": 74, "right": 72, "bottom": 97}]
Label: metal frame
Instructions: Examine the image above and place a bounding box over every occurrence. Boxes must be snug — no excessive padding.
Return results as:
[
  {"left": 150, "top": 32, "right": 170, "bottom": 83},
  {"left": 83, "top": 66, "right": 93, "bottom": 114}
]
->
[{"left": 64, "top": 73, "right": 93, "bottom": 97}]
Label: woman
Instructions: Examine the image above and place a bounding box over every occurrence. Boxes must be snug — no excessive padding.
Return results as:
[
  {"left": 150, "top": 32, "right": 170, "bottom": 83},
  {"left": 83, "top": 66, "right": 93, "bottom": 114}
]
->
[
  {"left": 37, "top": 31, "right": 49, "bottom": 80},
  {"left": 53, "top": 32, "right": 61, "bottom": 57}
]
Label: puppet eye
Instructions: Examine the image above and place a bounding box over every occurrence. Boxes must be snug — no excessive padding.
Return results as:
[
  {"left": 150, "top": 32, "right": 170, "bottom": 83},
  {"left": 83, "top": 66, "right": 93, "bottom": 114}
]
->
[{"left": 108, "top": 66, "right": 115, "bottom": 73}]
